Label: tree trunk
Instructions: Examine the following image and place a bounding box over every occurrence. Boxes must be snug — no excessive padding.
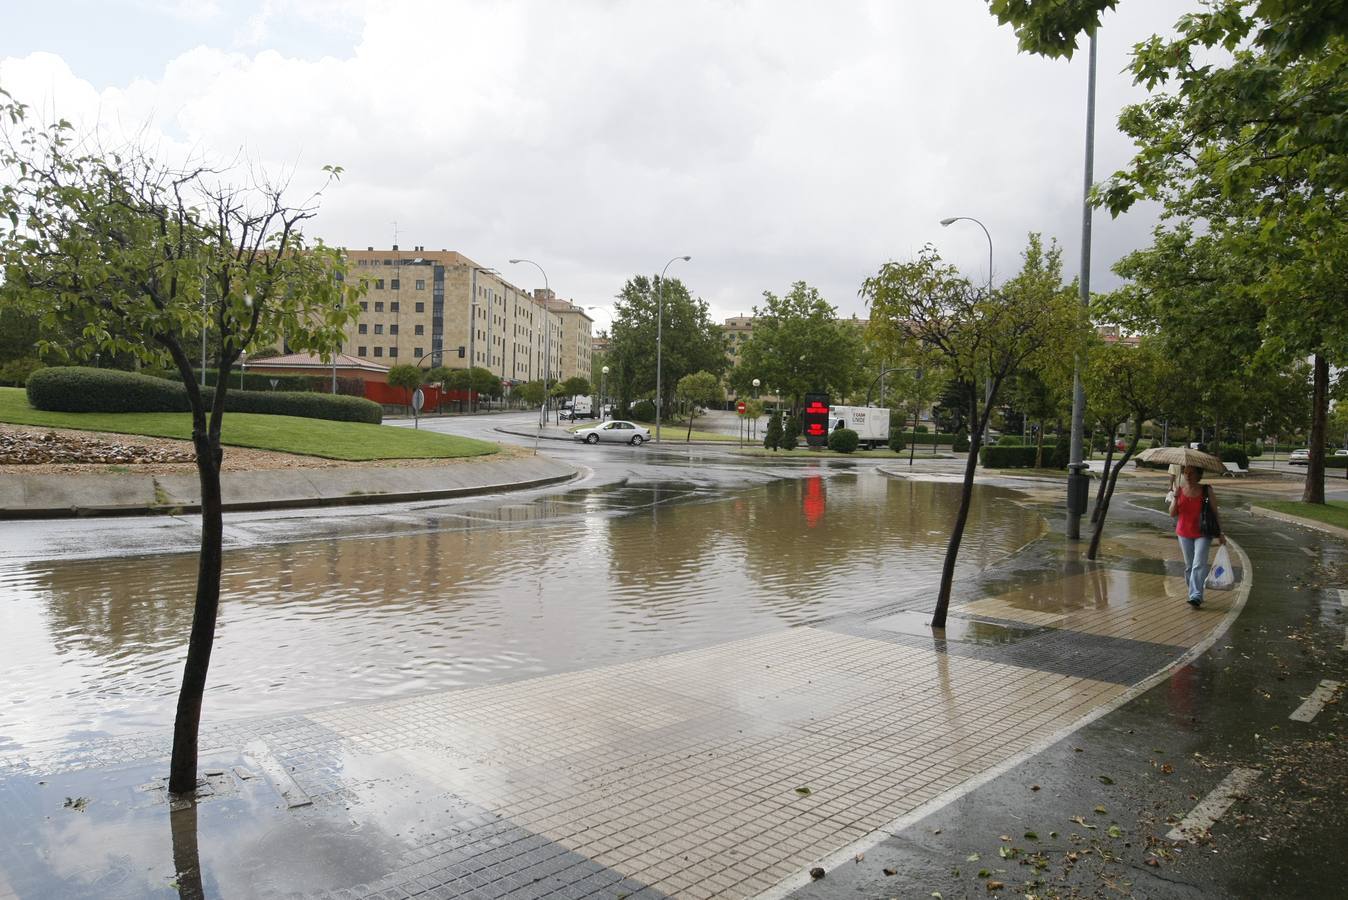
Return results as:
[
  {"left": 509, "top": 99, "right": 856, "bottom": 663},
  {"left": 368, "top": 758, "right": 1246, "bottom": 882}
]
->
[
  {"left": 170, "top": 802, "right": 205, "bottom": 900},
  {"left": 933, "top": 383, "right": 996, "bottom": 628},
  {"left": 168, "top": 427, "right": 225, "bottom": 795},
  {"left": 909, "top": 407, "right": 918, "bottom": 467},
  {"left": 1303, "top": 353, "right": 1328, "bottom": 504},
  {"left": 1090, "top": 429, "right": 1116, "bottom": 524},
  {"left": 1087, "top": 421, "right": 1141, "bottom": 560},
  {"left": 1035, "top": 423, "right": 1044, "bottom": 469}
]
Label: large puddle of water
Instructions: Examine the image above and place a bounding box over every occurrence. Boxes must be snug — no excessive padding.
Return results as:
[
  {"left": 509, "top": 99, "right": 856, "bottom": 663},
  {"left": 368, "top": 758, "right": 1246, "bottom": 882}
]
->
[{"left": 0, "top": 472, "right": 1044, "bottom": 751}]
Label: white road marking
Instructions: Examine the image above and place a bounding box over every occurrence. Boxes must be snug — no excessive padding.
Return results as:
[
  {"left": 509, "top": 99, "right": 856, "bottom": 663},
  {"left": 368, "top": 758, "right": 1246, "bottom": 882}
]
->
[
  {"left": 1289, "top": 680, "right": 1343, "bottom": 723},
  {"left": 1338, "top": 588, "right": 1348, "bottom": 608},
  {"left": 1166, "top": 767, "right": 1261, "bottom": 842},
  {"left": 1301, "top": 546, "right": 1316, "bottom": 558}
]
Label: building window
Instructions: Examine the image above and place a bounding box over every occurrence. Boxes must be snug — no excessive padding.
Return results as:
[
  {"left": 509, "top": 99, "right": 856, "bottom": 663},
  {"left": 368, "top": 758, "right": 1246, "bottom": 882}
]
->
[
  {"left": 373, "top": 347, "right": 383, "bottom": 357},
  {"left": 375, "top": 279, "right": 384, "bottom": 290},
  {"left": 415, "top": 302, "right": 425, "bottom": 313},
  {"left": 415, "top": 280, "right": 425, "bottom": 291},
  {"left": 390, "top": 324, "right": 399, "bottom": 335},
  {"left": 390, "top": 301, "right": 399, "bottom": 312},
  {"left": 415, "top": 324, "right": 424, "bottom": 335},
  {"left": 391, "top": 279, "right": 400, "bottom": 290},
  {"left": 414, "top": 347, "right": 423, "bottom": 358},
  {"left": 375, "top": 301, "right": 385, "bottom": 312},
  {"left": 359, "top": 301, "right": 368, "bottom": 311},
  {"left": 388, "top": 347, "right": 398, "bottom": 358},
  {"left": 358, "top": 345, "right": 367, "bottom": 356},
  {"left": 358, "top": 323, "right": 368, "bottom": 334}
]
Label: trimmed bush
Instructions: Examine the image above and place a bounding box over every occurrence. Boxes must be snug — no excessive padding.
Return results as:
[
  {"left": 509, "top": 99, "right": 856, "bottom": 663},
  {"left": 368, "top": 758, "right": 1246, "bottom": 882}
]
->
[
  {"left": 1218, "top": 445, "right": 1249, "bottom": 470},
  {"left": 828, "top": 427, "right": 859, "bottom": 453},
  {"left": 781, "top": 415, "right": 799, "bottom": 450},
  {"left": 915, "top": 424, "right": 929, "bottom": 433},
  {"left": 146, "top": 368, "right": 325, "bottom": 393},
  {"left": 29, "top": 367, "right": 190, "bottom": 412},
  {"left": 27, "top": 366, "right": 381, "bottom": 423},
  {"left": 764, "top": 411, "right": 783, "bottom": 451},
  {"left": 631, "top": 399, "right": 656, "bottom": 422},
  {"left": 888, "top": 427, "right": 905, "bottom": 453},
  {"left": 898, "top": 431, "right": 963, "bottom": 445},
  {"left": 1049, "top": 439, "right": 1071, "bottom": 469},
  {"left": 952, "top": 432, "right": 970, "bottom": 453},
  {"left": 980, "top": 445, "right": 1039, "bottom": 468}
]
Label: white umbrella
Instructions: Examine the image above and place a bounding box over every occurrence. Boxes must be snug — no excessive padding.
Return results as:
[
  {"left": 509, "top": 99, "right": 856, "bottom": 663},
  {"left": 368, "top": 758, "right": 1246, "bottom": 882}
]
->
[{"left": 1137, "top": 446, "right": 1225, "bottom": 475}]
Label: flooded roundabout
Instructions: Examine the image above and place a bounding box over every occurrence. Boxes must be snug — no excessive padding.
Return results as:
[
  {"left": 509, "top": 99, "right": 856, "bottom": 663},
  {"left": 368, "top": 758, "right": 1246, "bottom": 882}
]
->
[{"left": 0, "top": 459, "right": 1248, "bottom": 899}]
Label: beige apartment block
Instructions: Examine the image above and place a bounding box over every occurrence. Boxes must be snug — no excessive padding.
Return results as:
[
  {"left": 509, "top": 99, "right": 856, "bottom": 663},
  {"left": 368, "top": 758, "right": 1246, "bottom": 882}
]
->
[
  {"left": 542, "top": 292, "right": 595, "bottom": 386},
  {"left": 341, "top": 247, "right": 564, "bottom": 387}
]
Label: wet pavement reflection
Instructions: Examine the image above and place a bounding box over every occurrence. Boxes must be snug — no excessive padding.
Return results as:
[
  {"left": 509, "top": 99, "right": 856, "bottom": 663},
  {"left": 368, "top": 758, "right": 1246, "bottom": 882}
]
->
[{"left": 0, "top": 472, "right": 1043, "bottom": 752}]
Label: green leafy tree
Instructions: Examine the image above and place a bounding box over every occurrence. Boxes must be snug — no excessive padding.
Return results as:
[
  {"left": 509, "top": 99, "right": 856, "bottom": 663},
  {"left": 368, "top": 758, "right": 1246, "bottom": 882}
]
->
[
  {"left": 1082, "top": 339, "right": 1175, "bottom": 559},
  {"left": 728, "top": 282, "right": 862, "bottom": 412},
  {"left": 607, "top": 274, "right": 726, "bottom": 419},
  {"left": 516, "top": 379, "right": 545, "bottom": 407},
  {"left": 676, "top": 370, "right": 724, "bottom": 442},
  {"left": 781, "top": 413, "right": 800, "bottom": 451},
  {"left": 0, "top": 93, "right": 361, "bottom": 794},
  {"left": 561, "top": 375, "right": 591, "bottom": 398},
  {"left": 386, "top": 364, "right": 423, "bottom": 414},
  {"left": 863, "top": 237, "right": 1083, "bottom": 627}
]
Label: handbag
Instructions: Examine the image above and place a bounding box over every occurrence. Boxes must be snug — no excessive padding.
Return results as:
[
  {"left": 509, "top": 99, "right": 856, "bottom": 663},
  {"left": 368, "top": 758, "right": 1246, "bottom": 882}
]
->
[{"left": 1199, "top": 485, "right": 1221, "bottom": 538}]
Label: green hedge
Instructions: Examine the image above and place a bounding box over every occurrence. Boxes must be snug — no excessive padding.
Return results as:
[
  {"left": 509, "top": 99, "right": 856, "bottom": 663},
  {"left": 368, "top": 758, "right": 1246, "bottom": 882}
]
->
[
  {"left": 900, "top": 431, "right": 963, "bottom": 445},
  {"left": 996, "top": 435, "right": 1059, "bottom": 448},
  {"left": 980, "top": 445, "right": 1039, "bottom": 468},
  {"left": 27, "top": 367, "right": 381, "bottom": 423},
  {"left": 147, "top": 367, "right": 324, "bottom": 393},
  {"left": 888, "top": 427, "right": 905, "bottom": 453},
  {"left": 828, "top": 427, "right": 859, "bottom": 453}
]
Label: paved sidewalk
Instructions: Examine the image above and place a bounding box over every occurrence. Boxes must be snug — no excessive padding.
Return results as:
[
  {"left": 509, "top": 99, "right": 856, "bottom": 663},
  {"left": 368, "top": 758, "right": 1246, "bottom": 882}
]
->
[
  {"left": 0, "top": 454, "right": 578, "bottom": 518},
  {"left": 0, "top": 509, "right": 1252, "bottom": 899}
]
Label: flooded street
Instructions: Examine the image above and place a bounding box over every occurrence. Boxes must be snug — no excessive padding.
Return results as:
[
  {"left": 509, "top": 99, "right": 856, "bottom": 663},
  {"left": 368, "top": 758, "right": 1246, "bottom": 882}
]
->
[{"left": 0, "top": 466, "right": 1044, "bottom": 753}]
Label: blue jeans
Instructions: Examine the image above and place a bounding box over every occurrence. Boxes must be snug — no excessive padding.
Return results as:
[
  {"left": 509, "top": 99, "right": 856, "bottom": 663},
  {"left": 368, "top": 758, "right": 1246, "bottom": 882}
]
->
[{"left": 1177, "top": 535, "right": 1212, "bottom": 601}]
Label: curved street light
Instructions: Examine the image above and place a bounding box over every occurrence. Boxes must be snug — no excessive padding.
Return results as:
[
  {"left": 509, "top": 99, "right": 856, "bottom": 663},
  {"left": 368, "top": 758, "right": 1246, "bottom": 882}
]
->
[
  {"left": 507, "top": 258, "right": 551, "bottom": 428},
  {"left": 655, "top": 255, "right": 691, "bottom": 443},
  {"left": 940, "top": 215, "right": 995, "bottom": 413}
]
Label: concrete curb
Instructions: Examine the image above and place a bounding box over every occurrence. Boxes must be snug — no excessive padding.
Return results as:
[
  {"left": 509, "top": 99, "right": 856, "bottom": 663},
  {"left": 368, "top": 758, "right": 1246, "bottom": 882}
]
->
[
  {"left": 0, "top": 455, "right": 580, "bottom": 520},
  {"left": 1250, "top": 504, "right": 1348, "bottom": 541}
]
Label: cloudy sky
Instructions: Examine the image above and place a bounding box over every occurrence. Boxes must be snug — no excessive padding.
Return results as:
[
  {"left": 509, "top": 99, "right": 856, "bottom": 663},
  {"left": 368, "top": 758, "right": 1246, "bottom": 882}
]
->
[{"left": 0, "top": 0, "right": 1186, "bottom": 332}]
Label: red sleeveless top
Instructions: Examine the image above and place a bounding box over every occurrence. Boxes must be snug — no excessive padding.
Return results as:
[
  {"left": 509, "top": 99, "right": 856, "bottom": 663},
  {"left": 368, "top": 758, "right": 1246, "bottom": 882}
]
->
[{"left": 1175, "top": 486, "right": 1206, "bottom": 539}]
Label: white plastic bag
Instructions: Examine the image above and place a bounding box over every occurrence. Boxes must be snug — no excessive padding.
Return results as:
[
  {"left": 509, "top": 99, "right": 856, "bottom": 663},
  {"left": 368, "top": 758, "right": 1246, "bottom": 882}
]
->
[{"left": 1206, "top": 545, "right": 1235, "bottom": 590}]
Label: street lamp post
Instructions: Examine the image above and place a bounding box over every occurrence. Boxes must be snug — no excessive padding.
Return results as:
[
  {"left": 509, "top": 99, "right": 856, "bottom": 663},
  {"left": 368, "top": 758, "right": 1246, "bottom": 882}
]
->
[
  {"left": 601, "top": 365, "right": 610, "bottom": 420},
  {"left": 239, "top": 350, "right": 247, "bottom": 390},
  {"left": 508, "top": 259, "right": 551, "bottom": 437},
  {"left": 1066, "top": 31, "right": 1099, "bottom": 540},
  {"left": 751, "top": 377, "right": 761, "bottom": 442},
  {"left": 655, "top": 255, "right": 692, "bottom": 444}
]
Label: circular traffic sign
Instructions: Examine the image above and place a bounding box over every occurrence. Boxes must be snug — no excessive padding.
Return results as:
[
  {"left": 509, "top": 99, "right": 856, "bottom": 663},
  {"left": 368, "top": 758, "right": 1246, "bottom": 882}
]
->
[{"left": 736, "top": 400, "right": 747, "bottom": 414}]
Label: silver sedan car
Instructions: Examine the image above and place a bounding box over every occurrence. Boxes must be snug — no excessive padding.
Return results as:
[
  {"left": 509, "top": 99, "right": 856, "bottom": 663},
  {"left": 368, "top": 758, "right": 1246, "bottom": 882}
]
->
[{"left": 572, "top": 420, "right": 652, "bottom": 446}]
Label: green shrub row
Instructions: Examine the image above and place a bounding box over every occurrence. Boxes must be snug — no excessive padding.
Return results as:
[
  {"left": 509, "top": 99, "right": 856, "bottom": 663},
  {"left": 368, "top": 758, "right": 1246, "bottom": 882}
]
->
[
  {"left": 900, "top": 431, "right": 963, "bottom": 445},
  {"left": 26, "top": 367, "right": 381, "bottom": 423},
  {"left": 979, "top": 445, "right": 1040, "bottom": 468},
  {"left": 146, "top": 367, "right": 325, "bottom": 393}
]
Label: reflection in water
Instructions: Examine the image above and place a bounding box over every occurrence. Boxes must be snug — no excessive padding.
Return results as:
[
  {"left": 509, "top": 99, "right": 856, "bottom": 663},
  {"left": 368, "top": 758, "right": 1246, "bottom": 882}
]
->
[
  {"left": 170, "top": 803, "right": 204, "bottom": 900},
  {"left": 0, "top": 473, "right": 1044, "bottom": 749}
]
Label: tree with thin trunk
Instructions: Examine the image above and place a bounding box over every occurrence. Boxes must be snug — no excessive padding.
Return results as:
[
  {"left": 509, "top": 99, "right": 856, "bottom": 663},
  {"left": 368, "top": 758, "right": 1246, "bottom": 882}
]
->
[
  {"left": 387, "top": 364, "right": 423, "bottom": 416},
  {"left": 0, "top": 94, "right": 361, "bottom": 795},
  {"left": 863, "top": 237, "right": 1083, "bottom": 628},
  {"left": 676, "top": 370, "right": 724, "bottom": 442}
]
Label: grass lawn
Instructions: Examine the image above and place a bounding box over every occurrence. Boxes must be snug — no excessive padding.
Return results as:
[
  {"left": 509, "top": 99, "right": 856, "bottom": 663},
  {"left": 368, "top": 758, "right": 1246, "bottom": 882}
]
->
[
  {"left": 0, "top": 386, "right": 498, "bottom": 461},
  {"left": 1254, "top": 499, "right": 1348, "bottom": 531}
]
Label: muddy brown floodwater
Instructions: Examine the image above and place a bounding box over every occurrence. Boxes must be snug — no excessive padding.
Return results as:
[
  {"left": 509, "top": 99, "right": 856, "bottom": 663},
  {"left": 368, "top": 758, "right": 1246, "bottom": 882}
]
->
[{"left": 0, "top": 472, "right": 1044, "bottom": 754}]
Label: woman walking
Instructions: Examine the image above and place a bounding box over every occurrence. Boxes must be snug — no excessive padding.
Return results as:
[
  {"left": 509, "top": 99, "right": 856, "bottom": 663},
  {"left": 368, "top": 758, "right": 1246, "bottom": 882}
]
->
[{"left": 1168, "top": 465, "right": 1226, "bottom": 607}]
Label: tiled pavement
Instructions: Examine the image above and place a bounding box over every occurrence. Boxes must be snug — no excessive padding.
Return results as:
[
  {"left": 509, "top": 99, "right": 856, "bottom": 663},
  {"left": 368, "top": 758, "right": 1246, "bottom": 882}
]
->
[{"left": 0, "top": 532, "right": 1248, "bottom": 899}]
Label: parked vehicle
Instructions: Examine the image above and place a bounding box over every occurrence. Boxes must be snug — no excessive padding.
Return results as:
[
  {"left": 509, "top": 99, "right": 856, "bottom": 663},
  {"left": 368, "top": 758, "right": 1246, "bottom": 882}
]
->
[
  {"left": 559, "top": 396, "right": 596, "bottom": 420},
  {"left": 572, "top": 420, "right": 651, "bottom": 446},
  {"left": 827, "top": 405, "right": 891, "bottom": 450},
  {"left": 1289, "top": 448, "right": 1311, "bottom": 465}
]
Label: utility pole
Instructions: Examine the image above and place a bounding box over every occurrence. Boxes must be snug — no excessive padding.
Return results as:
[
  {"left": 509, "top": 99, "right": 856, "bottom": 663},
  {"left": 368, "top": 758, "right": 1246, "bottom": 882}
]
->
[{"left": 1066, "top": 30, "right": 1098, "bottom": 540}]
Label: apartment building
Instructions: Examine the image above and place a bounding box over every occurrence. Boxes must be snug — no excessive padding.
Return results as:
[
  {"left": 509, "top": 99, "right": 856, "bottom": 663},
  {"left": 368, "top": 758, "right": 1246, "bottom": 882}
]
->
[
  {"left": 540, "top": 292, "right": 595, "bottom": 387},
  {"left": 341, "top": 247, "right": 582, "bottom": 384}
]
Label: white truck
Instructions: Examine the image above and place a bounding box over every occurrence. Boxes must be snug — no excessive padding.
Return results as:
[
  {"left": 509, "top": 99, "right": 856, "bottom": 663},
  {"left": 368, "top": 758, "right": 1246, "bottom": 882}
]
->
[
  {"left": 560, "top": 395, "right": 596, "bottom": 420},
  {"left": 828, "top": 405, "right": 891, "bottom": 449}
]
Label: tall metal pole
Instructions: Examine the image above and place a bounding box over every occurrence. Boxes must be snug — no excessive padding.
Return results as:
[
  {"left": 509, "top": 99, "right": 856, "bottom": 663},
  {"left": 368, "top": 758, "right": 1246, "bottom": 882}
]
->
[
  {"left": 1066, "top": 30, "right": 1098, "bottom": 540},
  {"left": 654, "top": 255, "right": 691, "bottom": 444},
  {"left": 508, "top": 259, "right": 550, "bottom": 436}
]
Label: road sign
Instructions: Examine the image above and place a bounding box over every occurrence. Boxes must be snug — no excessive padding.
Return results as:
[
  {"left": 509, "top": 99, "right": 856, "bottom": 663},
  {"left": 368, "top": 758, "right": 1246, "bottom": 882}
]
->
[
  {"left": 411, "top": 388, "right": 425, "bottom": 414},
  {"left": 736, "top": 400, "right": 747, "bottom": 415}
]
